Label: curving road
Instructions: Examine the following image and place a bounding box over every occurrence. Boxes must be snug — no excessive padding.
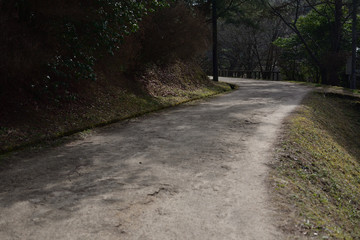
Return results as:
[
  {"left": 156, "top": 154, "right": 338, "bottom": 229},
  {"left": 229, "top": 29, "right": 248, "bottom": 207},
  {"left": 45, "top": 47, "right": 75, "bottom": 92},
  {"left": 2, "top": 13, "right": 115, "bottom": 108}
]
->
[{"left": 0, "top": 78, "right": 310, "bottom": 240}]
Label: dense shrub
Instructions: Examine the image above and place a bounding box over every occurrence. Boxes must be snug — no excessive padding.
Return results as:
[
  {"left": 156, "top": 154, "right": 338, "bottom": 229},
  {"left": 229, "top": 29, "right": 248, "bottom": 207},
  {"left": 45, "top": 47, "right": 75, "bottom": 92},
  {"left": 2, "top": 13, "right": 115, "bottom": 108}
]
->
[
  {"left": 0, "top": 0, "right": 168, "bottom": 101},
  {"left": 0, "top": 0, "right": 212, "bottom": 119}
]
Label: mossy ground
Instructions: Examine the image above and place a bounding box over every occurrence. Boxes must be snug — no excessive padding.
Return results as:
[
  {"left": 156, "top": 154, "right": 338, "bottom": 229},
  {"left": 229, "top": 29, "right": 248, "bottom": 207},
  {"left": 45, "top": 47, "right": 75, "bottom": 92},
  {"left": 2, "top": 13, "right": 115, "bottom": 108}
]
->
[{"left": 271, "top": 90, "right": 360, "bottom": 239}]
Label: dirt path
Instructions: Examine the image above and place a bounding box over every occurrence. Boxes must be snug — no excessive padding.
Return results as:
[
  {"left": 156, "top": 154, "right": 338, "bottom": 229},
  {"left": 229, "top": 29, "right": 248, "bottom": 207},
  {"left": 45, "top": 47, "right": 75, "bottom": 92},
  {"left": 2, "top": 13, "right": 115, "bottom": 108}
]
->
[{"left": 0, "top": 78, "right": 310, "bottom": 240}]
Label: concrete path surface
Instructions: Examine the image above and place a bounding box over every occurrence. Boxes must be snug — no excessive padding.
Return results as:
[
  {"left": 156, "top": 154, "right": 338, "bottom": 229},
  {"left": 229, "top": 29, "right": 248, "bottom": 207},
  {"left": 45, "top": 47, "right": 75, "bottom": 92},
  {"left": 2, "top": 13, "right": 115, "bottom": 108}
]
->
[{"left": 0, "top": 78, "right": 310, "bottom": 240}]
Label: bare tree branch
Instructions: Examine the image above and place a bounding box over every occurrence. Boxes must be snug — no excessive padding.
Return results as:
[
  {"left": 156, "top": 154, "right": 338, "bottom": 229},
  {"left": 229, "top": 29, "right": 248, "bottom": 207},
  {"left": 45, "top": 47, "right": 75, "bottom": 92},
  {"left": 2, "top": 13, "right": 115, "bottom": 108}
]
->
[{"left": 267, "top": 1, "right": 322, "bottom": 68}]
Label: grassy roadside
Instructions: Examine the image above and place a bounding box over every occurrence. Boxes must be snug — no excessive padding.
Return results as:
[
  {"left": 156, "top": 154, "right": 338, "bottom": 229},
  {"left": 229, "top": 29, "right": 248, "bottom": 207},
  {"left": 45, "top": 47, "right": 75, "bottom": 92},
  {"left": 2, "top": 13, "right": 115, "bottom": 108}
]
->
[
  {"left": 0, "top": 81, "right": 233, "bottom": 155},
  {"left": 270, "top": 90, "right": 360, "bottom": 239},
  {"left": 287, "top": 80, "right": 360, "bottom": 96}
]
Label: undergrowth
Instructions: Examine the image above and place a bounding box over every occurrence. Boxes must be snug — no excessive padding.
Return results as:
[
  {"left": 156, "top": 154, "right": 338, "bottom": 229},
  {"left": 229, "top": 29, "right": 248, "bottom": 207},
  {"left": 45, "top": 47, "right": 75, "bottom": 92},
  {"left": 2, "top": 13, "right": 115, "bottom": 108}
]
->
[{"left": 271, "top": 91, "right": 360, "bottom": 239}]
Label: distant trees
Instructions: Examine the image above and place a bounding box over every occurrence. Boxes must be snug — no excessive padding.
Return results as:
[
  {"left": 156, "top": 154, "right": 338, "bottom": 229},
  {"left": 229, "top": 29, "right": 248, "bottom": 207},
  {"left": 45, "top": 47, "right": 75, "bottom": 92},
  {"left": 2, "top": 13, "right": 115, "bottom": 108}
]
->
[
  {"left": 183, "top": 0, "right": 256, "bottom": 81},
  {"left": 207, "top": 0, "right": 286, "bottom": 79},
  {"left": 206, "top": 0, "right": 358, "bottom": 87},
  {"left": 218, "top": 11, "right": 285, "bottom": 74},
  {"left": 268, "top": 0, "right": 358, "bottom": 86}
]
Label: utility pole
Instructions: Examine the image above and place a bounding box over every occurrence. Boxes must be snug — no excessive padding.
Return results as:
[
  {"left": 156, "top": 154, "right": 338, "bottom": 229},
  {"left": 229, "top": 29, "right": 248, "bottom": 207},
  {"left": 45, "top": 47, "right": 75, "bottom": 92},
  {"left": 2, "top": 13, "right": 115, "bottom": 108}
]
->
[
  {"left": 351, "top": 0, "right": 358, "bottom": 89},
  {"left": 212, "top": 0, "right": 219, "bottom": 82}
]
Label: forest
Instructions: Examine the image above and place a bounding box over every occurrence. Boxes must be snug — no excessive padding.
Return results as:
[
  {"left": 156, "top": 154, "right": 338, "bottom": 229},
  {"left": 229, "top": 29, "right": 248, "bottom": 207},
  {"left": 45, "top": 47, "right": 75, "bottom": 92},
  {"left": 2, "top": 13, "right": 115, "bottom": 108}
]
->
[
  {"left": 2, "top": 0, "right": 359, "bottom": 93},
  {"left": 0, "top": 0, "right": 359, "bottom": 151},
  {"left": 214, "top": 0, "right": 359, "bottom": 88}
]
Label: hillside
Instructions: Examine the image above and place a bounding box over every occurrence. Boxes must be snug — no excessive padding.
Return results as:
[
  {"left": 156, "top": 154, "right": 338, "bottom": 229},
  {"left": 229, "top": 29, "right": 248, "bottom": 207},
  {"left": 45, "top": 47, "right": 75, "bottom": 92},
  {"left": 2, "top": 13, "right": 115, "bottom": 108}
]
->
[
  {"left": 0, "top": 60, "right": 231, "bottom": 154},
  {"left": 0, "top": 1, "right": 226, "bottom": 154},
  {"left": 271, "top": 89, "right": 360, "bottom": 239}
]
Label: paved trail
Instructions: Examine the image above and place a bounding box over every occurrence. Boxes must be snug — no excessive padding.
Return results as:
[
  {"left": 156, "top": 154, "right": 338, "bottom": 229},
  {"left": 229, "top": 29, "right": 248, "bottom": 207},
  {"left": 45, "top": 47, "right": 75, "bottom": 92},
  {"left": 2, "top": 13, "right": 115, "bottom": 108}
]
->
[{"left": 0, "top": 78, "right": 310, "bottom": 240}]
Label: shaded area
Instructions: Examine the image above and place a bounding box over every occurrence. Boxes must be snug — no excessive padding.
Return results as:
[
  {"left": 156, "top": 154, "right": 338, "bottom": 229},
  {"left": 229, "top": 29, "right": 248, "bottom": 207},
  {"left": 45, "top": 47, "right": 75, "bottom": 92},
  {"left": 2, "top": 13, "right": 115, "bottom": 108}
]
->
[{"left": 0, "top": 69, "right": 230, "bottom": 154}]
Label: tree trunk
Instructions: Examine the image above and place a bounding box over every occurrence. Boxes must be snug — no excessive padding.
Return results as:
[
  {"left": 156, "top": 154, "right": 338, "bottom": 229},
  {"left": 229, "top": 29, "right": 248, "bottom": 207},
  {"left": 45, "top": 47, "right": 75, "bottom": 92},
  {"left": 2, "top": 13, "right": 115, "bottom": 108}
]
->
[
  {"left": 331, "top": 0, "right": 343, "bottom": 52},
  {"left": 212, "top": 0, "right": 219, "bottom": 82},
  {"left": 351, "top": 0, "right": 358, "bottom": 89},
  {"left": 324, "top": 0, "right": 343, "bottom": 86},
  {"left": 320, "top": 66, "right": 328, "bottom": 85}
]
